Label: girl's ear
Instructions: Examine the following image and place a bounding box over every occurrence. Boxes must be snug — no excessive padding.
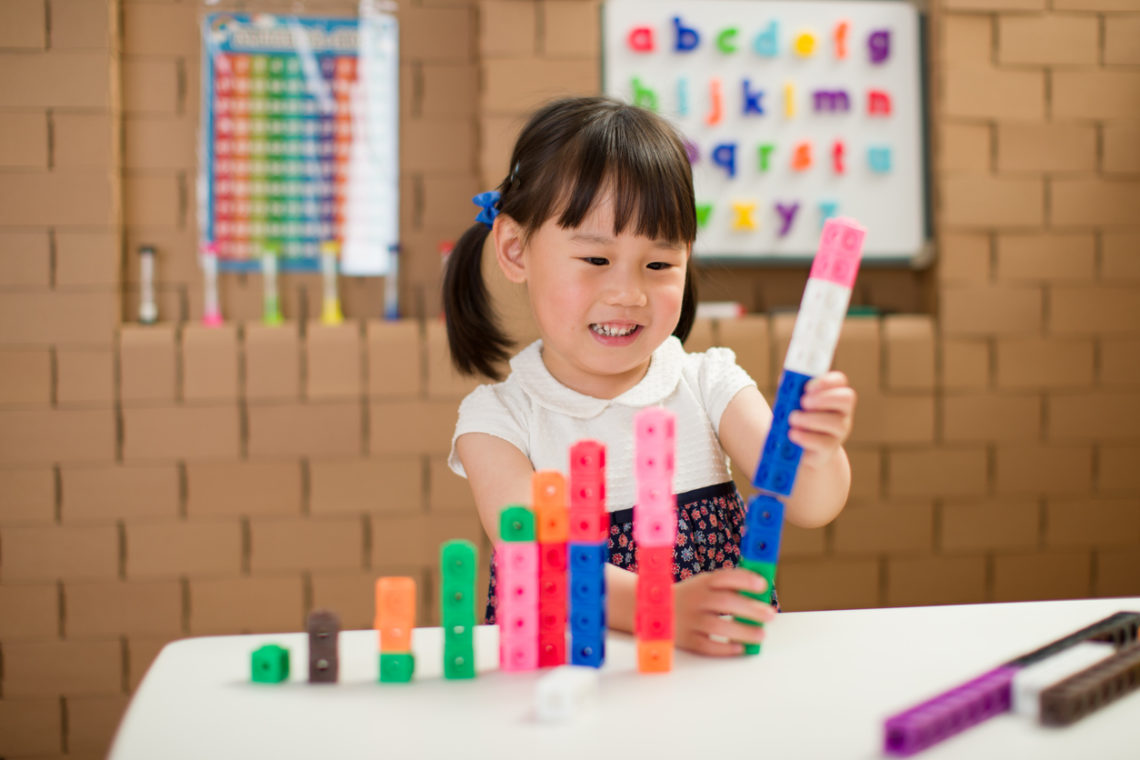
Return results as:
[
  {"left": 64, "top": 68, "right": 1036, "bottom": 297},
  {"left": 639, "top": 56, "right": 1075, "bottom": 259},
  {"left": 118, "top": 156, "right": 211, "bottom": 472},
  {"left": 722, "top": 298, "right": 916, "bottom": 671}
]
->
[{"left": 492, "top": 214, "right": 527, "bottom": 284}]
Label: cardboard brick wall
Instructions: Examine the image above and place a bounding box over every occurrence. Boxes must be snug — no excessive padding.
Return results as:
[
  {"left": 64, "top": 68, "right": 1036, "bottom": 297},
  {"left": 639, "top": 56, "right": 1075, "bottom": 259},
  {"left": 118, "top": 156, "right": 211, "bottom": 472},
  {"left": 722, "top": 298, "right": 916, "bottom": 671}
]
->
[{"left": 1, "top": 0, "right": 1139, "bottom": 756}]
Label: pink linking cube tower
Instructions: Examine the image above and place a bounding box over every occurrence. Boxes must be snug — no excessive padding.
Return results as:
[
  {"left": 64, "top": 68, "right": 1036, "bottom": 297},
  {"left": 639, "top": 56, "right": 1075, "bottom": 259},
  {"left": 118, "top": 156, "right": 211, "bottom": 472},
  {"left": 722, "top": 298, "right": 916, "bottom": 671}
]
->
[{"left": 633, "top": 407, "right": 678, "bottom": 672}]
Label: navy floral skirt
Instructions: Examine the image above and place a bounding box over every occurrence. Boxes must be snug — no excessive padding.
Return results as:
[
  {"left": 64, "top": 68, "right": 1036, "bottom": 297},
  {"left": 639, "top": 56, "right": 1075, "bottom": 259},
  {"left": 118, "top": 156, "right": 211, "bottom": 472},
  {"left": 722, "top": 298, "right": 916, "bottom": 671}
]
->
[{"left": 484, "top": 480, "right": 780, "bottom": 624}]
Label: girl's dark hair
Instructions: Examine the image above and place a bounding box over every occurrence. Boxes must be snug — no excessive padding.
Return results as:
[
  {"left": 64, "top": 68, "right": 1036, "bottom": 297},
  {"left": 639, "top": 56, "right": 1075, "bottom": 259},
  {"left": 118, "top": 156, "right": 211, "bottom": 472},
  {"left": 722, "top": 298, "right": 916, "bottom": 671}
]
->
[{"left": 442, "top": 96, "right": 699, "bottom": 380}]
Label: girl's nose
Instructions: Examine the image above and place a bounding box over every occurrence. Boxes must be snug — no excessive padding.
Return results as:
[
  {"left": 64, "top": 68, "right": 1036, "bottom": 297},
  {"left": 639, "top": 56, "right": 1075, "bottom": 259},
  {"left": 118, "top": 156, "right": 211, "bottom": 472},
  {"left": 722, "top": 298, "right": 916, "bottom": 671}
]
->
[{"left": 603, "top": 277, "right": 648, "bottom": 307}]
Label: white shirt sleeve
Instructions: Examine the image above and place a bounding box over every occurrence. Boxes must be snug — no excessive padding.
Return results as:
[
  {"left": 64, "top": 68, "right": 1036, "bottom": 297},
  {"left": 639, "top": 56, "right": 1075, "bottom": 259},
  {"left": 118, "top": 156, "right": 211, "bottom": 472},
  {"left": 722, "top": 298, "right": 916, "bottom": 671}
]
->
[
  {"left": 447, "top": 384, "right": 531, "bottom": 478},
  {"left": 692, "top": 347, "right": 758, "bottom": 435}
]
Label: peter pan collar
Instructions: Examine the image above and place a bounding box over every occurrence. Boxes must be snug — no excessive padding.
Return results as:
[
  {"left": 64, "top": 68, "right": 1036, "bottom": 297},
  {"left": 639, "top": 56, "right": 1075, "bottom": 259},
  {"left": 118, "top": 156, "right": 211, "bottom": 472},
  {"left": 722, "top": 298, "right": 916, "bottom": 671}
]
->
[{"left": 509, "top": 336, "right": 685, "bottom": 419}]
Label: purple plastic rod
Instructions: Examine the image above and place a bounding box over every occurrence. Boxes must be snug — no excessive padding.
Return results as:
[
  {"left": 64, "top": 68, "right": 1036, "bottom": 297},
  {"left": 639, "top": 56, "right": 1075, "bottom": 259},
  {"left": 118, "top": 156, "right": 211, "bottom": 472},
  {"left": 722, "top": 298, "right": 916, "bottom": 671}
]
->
[{"left": 883, "top": 666, "right": 1018, "bottom": 757}]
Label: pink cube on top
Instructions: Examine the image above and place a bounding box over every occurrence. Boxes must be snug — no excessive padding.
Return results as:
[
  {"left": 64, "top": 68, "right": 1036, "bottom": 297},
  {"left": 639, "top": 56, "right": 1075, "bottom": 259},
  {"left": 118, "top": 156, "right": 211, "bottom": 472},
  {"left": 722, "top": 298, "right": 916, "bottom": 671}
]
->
[{"left": 809, "top": 217, "right": 866, "bottom": 290}]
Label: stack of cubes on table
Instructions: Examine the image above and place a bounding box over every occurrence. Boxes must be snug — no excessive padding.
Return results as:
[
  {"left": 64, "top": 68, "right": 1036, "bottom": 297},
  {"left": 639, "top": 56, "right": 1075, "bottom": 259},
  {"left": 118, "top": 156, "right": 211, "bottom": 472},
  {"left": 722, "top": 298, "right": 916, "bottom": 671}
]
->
[
  {"left": 567, "top": 441, "right": 609, "bottom": 668},
  {"left": 441, "top": 539, "right": 478, "bottom": 679},
  {"left": 739, "top": 217, "right": 866, "bottom": 654},
  {"left": 534, "top": 472, "right": 570, "bottom": 667},
  {"left": 497, "top": 504, "right": 540, "bottom": 670},
  {"left": 376, "top": 577, "right": 416, "bottom": 682},
  {"left": 633, "top": 408, "right": 677, "bottom": 673}
]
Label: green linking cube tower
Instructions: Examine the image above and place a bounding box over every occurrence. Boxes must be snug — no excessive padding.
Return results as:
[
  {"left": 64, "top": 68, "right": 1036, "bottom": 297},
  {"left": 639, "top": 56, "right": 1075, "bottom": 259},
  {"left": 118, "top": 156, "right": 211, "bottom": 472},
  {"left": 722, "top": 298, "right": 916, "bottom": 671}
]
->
[{"left": 441, "top": 539, "right": 478, "bottom": 679}]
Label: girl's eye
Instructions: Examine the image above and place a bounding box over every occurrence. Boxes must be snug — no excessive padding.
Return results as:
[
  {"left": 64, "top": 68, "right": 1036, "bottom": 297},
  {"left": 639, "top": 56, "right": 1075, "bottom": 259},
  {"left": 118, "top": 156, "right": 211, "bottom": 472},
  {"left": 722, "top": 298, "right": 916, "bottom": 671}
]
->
[
  {"left": 582, "top": 257, "right": 609, "bottom": 266},
  {"left": 647, "top": 262, "right": 673, "bottom": 271}
]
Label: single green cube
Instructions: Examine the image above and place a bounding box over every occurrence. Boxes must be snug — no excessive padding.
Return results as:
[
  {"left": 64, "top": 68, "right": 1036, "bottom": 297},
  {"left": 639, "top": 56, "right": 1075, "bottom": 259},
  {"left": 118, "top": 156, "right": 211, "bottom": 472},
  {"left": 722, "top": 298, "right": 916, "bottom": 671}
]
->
[
  {"left": 441, "top": 539, "right": 478, "bottom": 584},
  {"left": 444, "top": 628, "right": 476, "bottom": 680},
  {"left": 379, "top": 652, "right": 415, "bottom": 683},
  {"left": 736, "top": 558, "right": 778, "bottom": 656},
  {"left": 251, "top": 644, "right": 290, "bottom": 683},
  {"left": 499, "top": 505, "right": 535, "bottom": 542}
]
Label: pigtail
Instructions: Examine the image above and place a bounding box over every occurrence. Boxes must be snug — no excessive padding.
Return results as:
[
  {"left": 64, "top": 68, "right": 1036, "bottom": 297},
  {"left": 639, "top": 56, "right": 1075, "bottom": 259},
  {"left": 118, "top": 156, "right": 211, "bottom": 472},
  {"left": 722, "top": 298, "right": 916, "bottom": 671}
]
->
[{"left": 442, "top": 222, "right": 514, "bottom": 380}]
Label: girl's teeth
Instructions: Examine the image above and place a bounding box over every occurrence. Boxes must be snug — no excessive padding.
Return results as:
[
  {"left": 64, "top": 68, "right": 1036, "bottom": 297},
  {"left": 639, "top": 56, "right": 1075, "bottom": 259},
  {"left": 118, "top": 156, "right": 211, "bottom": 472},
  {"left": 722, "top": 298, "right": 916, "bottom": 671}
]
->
[{"left": 592, "top": 324, "right": 636, "bottom": 337}]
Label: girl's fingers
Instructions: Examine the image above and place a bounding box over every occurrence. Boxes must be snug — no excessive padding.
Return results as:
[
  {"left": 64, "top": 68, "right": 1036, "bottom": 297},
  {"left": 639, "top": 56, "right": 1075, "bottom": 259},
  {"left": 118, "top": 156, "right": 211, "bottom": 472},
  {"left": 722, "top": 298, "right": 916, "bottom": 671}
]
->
[
  {"left": 799, "top": 387, "right": 856, "bottom": 413},
  {"left": 699, "top": 590, "right": 777, "bottom": 623},
  {"left": 804, "top": 371, "right": 849, "bottom": 394},
  {"left": 788, "top": 428, "right": 844, "bottom": 452},
  {"left": 696, "top": 613, "right": 768, "bottom": 645},
  {"left": 683, "top": 632, "right": 746, "bottom": 657},
  {"left": 788, "top": 411, "right": 849, "bottom": 439},
  {"left": 704, "top": 567, "right": 769, "bottom": 594}
]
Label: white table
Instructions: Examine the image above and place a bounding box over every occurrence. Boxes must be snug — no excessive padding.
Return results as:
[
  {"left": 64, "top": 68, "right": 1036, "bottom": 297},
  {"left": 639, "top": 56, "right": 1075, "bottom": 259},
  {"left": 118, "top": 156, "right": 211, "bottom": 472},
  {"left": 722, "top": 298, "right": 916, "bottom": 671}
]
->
[{"left": 109, "top": 597, "right": 1140, "bottom": 759}]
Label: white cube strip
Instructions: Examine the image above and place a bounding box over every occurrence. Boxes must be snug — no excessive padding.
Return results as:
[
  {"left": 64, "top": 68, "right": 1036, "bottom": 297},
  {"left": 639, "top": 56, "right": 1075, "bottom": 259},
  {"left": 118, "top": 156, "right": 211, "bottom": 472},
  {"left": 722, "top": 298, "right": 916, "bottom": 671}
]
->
[
  {"left": 784, "top": 278, "right": 854, "bottom": 377},
  {"left": 535, "top": 665, "right": 600, "bottom": 722},
  {"left": 1012, "top": 641, "right": 1115, "bottom": 718}
]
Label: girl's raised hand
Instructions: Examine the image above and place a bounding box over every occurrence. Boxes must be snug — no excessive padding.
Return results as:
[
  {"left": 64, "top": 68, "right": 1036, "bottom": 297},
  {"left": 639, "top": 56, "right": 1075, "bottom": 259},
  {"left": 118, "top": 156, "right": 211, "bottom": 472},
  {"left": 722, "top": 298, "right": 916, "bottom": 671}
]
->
[
  {"left": 672, "top": 567, "right": 776, "bottom": 656},
  {"left": 788, "top": 371, "right": 857, "bottom": 470}
]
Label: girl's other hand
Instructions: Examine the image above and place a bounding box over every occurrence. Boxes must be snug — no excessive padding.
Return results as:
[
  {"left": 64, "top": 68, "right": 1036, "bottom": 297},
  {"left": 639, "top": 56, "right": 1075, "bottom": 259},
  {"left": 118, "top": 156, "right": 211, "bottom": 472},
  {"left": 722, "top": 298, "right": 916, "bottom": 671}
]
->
[
  {"left": 788, "top": 370, "right": 856, "bottom": 470},
  {"left": 672, "top": 567, "right": 776, "bottom": 656}
]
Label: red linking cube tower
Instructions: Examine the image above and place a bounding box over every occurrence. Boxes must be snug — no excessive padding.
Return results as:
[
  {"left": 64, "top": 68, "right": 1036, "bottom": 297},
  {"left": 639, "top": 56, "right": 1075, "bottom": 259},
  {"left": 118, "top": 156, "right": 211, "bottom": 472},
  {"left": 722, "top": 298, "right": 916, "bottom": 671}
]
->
[
  {"left": 633, "top": 407, "right": 677, "bottom": 673},
  {"left": 534, "top": 471, "right": 569, "bottom": 667}
]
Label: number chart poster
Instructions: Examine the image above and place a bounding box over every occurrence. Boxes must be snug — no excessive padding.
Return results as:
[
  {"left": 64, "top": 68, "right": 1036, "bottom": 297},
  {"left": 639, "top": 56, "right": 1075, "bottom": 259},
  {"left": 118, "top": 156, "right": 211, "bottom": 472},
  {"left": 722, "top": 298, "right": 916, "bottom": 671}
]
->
[
  {"left": 200, "top": 12, "right": 398, "bottom": 275},
  {"left": 603, "top": 1, "right": 929, "bottom": 263}
]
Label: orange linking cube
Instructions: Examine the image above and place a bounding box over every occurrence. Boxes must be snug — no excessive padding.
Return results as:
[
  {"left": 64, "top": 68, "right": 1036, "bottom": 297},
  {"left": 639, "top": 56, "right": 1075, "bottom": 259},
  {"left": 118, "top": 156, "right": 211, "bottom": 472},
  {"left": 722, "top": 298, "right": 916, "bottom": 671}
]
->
[{"left": 376, "top": 576, "right": 416, "bottom": 682}]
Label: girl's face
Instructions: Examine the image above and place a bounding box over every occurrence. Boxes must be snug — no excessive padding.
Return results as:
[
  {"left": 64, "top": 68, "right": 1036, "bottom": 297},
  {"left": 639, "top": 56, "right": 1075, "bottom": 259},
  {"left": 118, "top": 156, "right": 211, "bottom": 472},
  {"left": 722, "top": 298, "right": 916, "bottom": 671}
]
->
[{"left": 495, "top": 193, "right": 689, "bottom": 399}]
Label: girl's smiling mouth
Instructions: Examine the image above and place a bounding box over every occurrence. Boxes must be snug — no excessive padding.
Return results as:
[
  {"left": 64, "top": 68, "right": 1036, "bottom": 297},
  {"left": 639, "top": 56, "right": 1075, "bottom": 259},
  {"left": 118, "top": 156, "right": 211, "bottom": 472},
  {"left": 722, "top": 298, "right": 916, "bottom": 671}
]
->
[{"left": 589, "top": 322, "right": 642, "bottom": 343}]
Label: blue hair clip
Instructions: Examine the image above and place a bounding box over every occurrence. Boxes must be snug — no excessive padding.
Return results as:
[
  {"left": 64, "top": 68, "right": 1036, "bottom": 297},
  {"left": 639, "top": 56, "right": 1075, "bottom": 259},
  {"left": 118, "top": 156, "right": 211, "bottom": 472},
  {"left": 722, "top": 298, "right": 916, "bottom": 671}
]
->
[{"left": 472, "top": 191, "right": 501, "bottom": 229}]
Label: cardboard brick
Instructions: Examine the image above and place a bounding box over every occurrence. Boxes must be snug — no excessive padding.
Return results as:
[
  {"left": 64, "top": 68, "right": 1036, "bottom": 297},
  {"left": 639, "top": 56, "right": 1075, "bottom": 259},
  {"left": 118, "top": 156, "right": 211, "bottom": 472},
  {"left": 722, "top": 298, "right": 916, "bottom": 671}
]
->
[
  {"left": 123, "top": 115, "right": 196, "bottom": 171},
  {"left": 941, "top": 338, "right": 989, "bottom": 390},
  {"left": 992, "top": 551, "right": 1091, "bottom": 602},
  {"left": 995, "top": 232, "right": 1096, "bottom": 282},
  {"left": 422, "top": 174, "right": 483, "bottom": 231},
  {"left": 370, "top": 512, "right": 484, "bottom": 567},
  {"left": 846, "top": 447, "right": 882, "bottom": 503},
  {"left": 400, "top": 4, "right": 473, "bottom": 62},
  {"left": 480, "top": 114, "right": 524, "bottom": 185},
  {"left": 121, "top": 2, "right": 198, "bottom": 56},
  {"left": 773, "top": 558, "right": 880, "bottom": 612},
  {"left": 50, "top": 0, "right": 111, "bottom": 49},
  {"left": 717, "top": 314, "right": 771, "bottom": 388},
  {"left": 306, "top": 323, "right": 363, "bottom": 400},
  {"left": 482, "top": 58, "right": 599, "bottom": 115},
  {"left": 186, "top": 460, "right": 302, "bottom": 518},
  {"left": 429, "top": 454, "right": 480, "bottom": 514},
  {"left": 126, "top": 520, "right": 242, "bottom": 579},
  {"left": 64, "top": 580, "right": 182, "bottom": 638},
  {"left": 122, "top": 404, "right": 239, "bottom": 462},
  {"left": 684, "top": 316, "right": 715, "bottom": 354},
  {"left": 118, "top": 325, "right": 177, "bottom": 404},
  {"left": 250, "top": 516, "right": 364, "bottom": 574},
  {"left": 1052, "top": 179, "right": 1140, "bottom": 227},
  {"left": 998, "top": 14, "right": 1098, "bottom": 65},
  {"left": 3, "top": 639, "right": 123, "bottom": 697},
  {"left": 942, "top": 393, "right": 1041, "bottom": 442},
  {"left": 1102, "top": 231, "right": 1140, "bottom": 279},
  {"left": 883, "top": 315, "right": 935, "bottom": 390},
  {"left": 1103, "top": 123, "right": 1140, "bottom": 174},
  {"left": 126, "top": 636, "right": 171, "bottom": 692},
  {"left": 60, "top": 464, "right": 179, "bottom": 523},
  {"left": 940, "top": 14, "right": 992, "bottom": 65},
  {"left": 0, "top": 582, "right": 58, "bottom": 639},
  {"left": 831, "top": 318, "right": 881, "bottom": 390},
  {"left": 209, "top": 274, "right": 267, "bottom": 325},
  {"left": 997, "top": 122, "right": 1097, "bottom": 174},
  {"left": 421, "top": 62, "right": 478, "bottom": 118},
  {"left": 0, "top": 0, "right": 46, "bottom": 49},
  {"left": 54, "top": 230, "right": 119, "bottom": 288},
  {"left": 994, "top": 443, "right": 1093, "bottom": 496},
  {"left": 310, "top": 457, "right": 423, "bottom": 515},
  {"left": 1096, "top": 548, "right": 1140, "bottom": 597},
  {"left": 888, "top": 448, "right": 988, "bottom": 498},
  {"left": 940, "top": 284, "right": 1042, "bottom": 336},
  {"left": 0, "top": 348, "right": 51, "bottom": 405},
  {"left": 1046, "top": 498, "right": 1140, "bottom": 548},
  {"left": 311, "top": 571, "right": 395, "bottom": 630},
  {"left": 54, "top": 348, "right": 114, "bottom": 407},
  {"left": 886, "top": 555, "right": 987, "bottom": 607},
  {"left": 0, "top": 51, "right": 110, "bottom": 108},
  {"left": 247, "top": 401, "right": 362, "bottom": 458},
  {"left": 123, "top": 173, "right": 180, "bottom": 228},
  {"left": 0, "top": 291, "right": 117, "bottom": 345},
  {"left": 1103, "top": 338, "right": 1140, "bottom": 386},
  {"left": 425, "top": 320, "right": 481, "bottom": 399},
  {"left": 1100, "top": 445, "right": 1140, "bottom": 493},
  {"left": 541, "top": 1, "right": 601, "bottom": 58},
  {"left": 0, "top": 230, "right": 51, "bottom": 287},
  {"left": 942, "top": 66, "right": 1044, "bottom": 121},
  {"left": 779, "top": 522, "right": 827, "bottom": 559},
  {"left": 0, "top": 698, "right": 61, "bottom": 756},
  {"left": 188, "top": 576, "right": 305, "bottom": 635},
  {"left": 2, "top": 524, "right": 119, "bottom": 582},
  {"left": 0, "top": 112, "right": 48, "bottom": 168},
  {"left": 847, "top": 391, "right": 935, "bottom": 445},
  {"left": 944, "top": 0, "right": 1044, "bottom": 8},
  {"left": 995, "top": 337, "right": 1094, "bottom": 389},
  {"left": 1053, "top": 71, "right": 1140, "bottom": 121},
  {"left": 480, "top": 1, "right": 536, "bottom": 56},
  {"left": 937, "top": 121, "right": 991, "bottom": 173},
  {"left": 371, "top": 400, "right": 456, "bottom": 455},
  {"left": 1050, "top": 391, "right": 1140, "bottom": 440},
  {"left": 52, "top": 111, "right": 113, "bottom": 169},
  {"left": 244, "top": 323, "right": 302, "bottom": 401},
  {"left": 401, "top": 117, "right": 478, "bottom": 174},
  {"left": 937, "top": 231, "right": 990, "bottom": 284},
  {"left": 67, "top": 695, "right": 130, "bottom": 755},
  {"left": 0, "top": 171, "right": 113, "bottom": 227},
  {"left": 121, "top": 57, "right": 180, "bottom": 115},
  {"left": 939, "top": 175, "right": 1045, "bottom": 228},
  {"left": 0, "top": 408, "right": 115, "bottom": 464},
  {"left": 832, "top": 501, "right": 934, "bottom": 555},
  {"left": 1051, "top": 285, "right": 1140, "bottom": 335},
  {"left": 941, "top": 499, "right": 1040, "bottom": 552},
  {"left": 181, "top": 324, "right": 239, "bottom": 402},
  {"left": 1105, "top": 16, "right": 1140, "bottom": 65},
  {"left": 0, "top": 467, "right": 54, "bottom": 524}
]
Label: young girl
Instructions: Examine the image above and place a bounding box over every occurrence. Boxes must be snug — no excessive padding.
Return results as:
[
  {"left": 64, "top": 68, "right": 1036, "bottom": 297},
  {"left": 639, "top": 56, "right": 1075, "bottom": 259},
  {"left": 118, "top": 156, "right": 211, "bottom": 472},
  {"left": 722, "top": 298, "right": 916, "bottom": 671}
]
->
[{"left": 444, "top": 97, "right": 856, "bottom": 657}]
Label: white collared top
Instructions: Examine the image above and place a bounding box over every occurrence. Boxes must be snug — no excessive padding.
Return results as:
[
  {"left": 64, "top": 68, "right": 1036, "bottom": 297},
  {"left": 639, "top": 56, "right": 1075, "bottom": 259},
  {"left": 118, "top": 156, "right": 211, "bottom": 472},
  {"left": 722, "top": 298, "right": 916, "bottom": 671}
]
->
[{"left": 448, "top": 336, "right": 758, "bottom": 512}]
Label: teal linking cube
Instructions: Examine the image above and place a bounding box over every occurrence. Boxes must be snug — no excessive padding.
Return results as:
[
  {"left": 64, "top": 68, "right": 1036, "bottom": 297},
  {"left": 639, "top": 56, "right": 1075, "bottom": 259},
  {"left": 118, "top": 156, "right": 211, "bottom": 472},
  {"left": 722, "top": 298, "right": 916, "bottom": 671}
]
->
[
  {"left": 379, "top": 652, "right": 415, "bottom": 683},
  {"left": 251, "top": 644, "right": 290, "bottom": 683},
  {"left": 441, "top": 539, "right": 478, "bottom": 680},
  {"left": 736, "top": 558, "right": 777, "bottom": 655}
]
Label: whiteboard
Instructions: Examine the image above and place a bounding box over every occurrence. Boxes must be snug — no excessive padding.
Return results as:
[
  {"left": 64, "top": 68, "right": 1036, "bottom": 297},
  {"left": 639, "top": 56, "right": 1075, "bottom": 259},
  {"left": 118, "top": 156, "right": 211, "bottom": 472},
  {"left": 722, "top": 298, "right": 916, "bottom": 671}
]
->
[{"left": 602, "top": 0, "right": 929, "bottom": 263}]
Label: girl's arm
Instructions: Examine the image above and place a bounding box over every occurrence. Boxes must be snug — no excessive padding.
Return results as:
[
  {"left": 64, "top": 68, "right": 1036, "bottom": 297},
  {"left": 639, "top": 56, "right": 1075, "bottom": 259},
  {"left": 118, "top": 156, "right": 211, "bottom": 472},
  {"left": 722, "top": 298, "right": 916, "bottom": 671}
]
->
[{"left": 718, "top": 373, "right": 855, "bottom": 529}]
